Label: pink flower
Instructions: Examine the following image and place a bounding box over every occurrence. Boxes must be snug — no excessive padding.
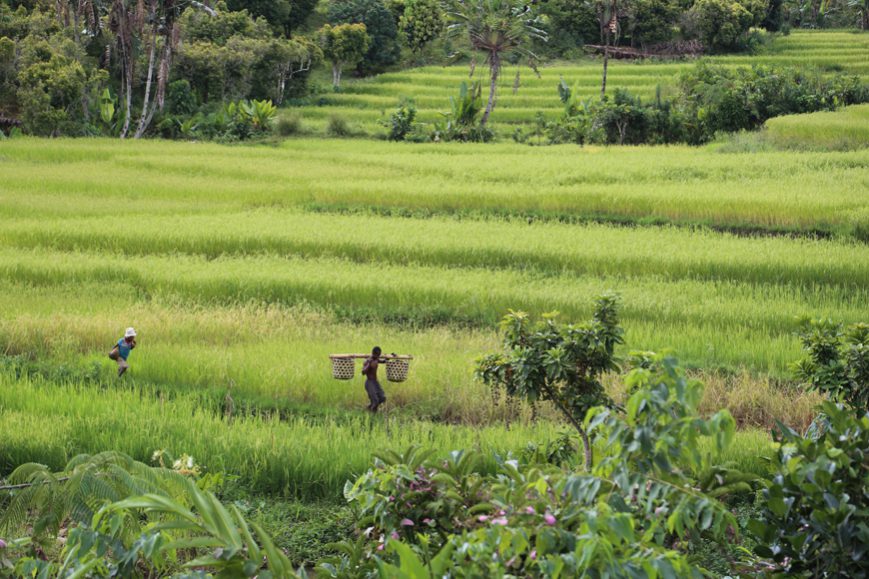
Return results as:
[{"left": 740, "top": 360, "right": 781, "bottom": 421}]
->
[
  {"left": 544, "top": 513, "right": 556, "bottom": 526},
  {"left": 0, "top": 539, "right": 6, "bottom": 549},
  {"left": 390, "top": 531, "right": 400, "bottom": 540},
  {"left": 525, "top": 506, "right": 536, "bottom": 515},
  {"left": 377, "top": 543, "right": 385, "bottom": 551},
  {"left": 499, "top": 510, "right": 506, "bottom": 516},
  {"left": 477, "top": 515, "right": 489, "bottom": 522},
  {"left": 400, "top": 518, "right": 414, "bottom": 527},
  {"left": 492, "top": 517, "right": 509, "bottom": 526},
  {"left": 529, "top": 550, "right": 537, "bottom": 560},
  {"left": 423, "top": 518, "right": 433, "bottom": 524},
  {"left": 388, "top": 496, "right": 395, "bottom": 502}
]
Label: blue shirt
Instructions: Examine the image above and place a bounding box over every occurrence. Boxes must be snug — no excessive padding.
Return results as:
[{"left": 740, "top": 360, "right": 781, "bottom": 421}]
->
[{"left": 117, "top": 338, "right": 134, "bottom": 360}]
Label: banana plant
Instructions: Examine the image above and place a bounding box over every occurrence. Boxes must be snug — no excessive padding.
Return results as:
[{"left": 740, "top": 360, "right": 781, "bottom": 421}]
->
[
  {"left": 99, "top": 88, "right": 116, "bottom": 129},
  {"left": 251, "top": 99, "right": 278, "bottom": 132}
]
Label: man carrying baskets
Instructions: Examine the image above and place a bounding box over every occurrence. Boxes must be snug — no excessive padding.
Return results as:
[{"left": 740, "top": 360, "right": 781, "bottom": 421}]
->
[{"left": 362, "top": 346, "right": 387, "bottom": 412}]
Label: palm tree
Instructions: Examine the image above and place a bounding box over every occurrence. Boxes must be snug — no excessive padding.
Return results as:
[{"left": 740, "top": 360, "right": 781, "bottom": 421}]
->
[{"left": 445, "top": 0, "right": 547, "bottom": 126}]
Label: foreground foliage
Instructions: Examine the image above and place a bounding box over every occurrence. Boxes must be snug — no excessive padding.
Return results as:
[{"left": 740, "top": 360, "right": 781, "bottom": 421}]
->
[
  {"left": 751, "top": 402, "right": 869, "bottom": 576},
  {"left": 329, "top": 354, "right": 747, "bottom": 576},
  {"left": 1, "top": 453, "right": 296, "bottom": 577}
]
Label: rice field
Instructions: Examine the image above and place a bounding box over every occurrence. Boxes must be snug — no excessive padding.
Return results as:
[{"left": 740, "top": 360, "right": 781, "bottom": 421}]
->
[
  {"left": 1, "top": 36, "right": 867, "bottom": 498},
  {"left": 764, "top": 103, "right": 869, "bottom": 150},
  {"left": 0, "top": 371, "right": 775, "bottom": 498},
  {"left": 292, "top": 30, "right": 869, "bottom": 135}
]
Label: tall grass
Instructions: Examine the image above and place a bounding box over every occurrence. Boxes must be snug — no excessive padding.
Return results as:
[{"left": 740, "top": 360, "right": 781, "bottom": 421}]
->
[
  {"left": 2, "top": 211, "right": 867, "bottom": 287},
  {"left": 0, "top": 372, "right": 775, "bottom": 498},
  {"left": 2, "top": 138, "right": 867, "bottom": 237},
  {"left": 765, "top": 104, "right": 869, "bottom": 151},
  {"left": 0, "top": 372, "right": 559, "bottom": 498}
]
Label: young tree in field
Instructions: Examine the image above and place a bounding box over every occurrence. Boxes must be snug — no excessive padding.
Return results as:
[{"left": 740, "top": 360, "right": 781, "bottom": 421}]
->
[
  {"left": 444, "top": 0, "right": 547, "bottom": 126},
  {"left": 318, "top": 23, "right": 370, "bottom": 88},
  {"left": 476, "top": 294, "right": 624, "bottom": 470}
]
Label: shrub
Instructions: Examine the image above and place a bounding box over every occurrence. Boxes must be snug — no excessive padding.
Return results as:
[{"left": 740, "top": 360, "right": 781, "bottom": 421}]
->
[
  {"left": 544, "top": 83, "right": 686, "bottom": 146},
  {"left": 476, "top": 295, "right": 623, "bottom": 469},
  {"left": 678, "top": 63, "right": 869, "bottom": 143},
  {"left": 684, "top": 0, "right": 754, "bottom": 52},
  {"left": 792, "top": 318, "right": 869, "bottom": 414},
  {"left": 326, "top": 114, "right": 352, "bottom": 137},
  {"left": 165, "top": 79, "right": 197, "bottom": 116},
  {"left": 750, "top": 402, "right": 869, "bottom": 576},
  {"left": 2, "top": 452, "right": 298, "bottom": 576},
  {"left": 432, "top": 82, "right": 493, "bottom": 143},
  {"left": 276, "top": 113, "right": 302, "bottom": 136},
  {"left": 382, "top": 98, "right": 416, "bottom": 141},
  {"left": 399, "top": 0, "right": 445, "bottom": 54},
  {"left": 328, "top": 0, "right": 401, "bottom": 75}
]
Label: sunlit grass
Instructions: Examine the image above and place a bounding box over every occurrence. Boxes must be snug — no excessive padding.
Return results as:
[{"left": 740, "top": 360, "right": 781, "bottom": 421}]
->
[
  {"left": 0, "top": 372, "right": 776, "bottom": 498},
  {"left": 2, "top": 138, "right": 867, "bottom": 237},
  {"left": 765, "top": 103, "right": 869, "bottom": 151}
]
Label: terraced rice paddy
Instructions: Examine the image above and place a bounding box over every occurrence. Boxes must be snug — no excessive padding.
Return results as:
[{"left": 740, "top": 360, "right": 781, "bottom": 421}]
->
[
  {"left": 1, "top": 135, "right": 866, "bottom": 422},
  {"left": 765, "top": 103, "right": 869, "bottom": 150},
  {"left": 1, "top": 35, "right": 868, "bottom": 495},
  {"left": 293, "top": 30, "right": 869, "bottom": 135}
]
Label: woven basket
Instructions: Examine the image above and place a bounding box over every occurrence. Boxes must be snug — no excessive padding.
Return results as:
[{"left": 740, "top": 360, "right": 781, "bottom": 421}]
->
[
  {"left": 386, "top": 358, "right": 411, "bottom": 383},
  {"left": 330, "top": 356, "right": 355, "bottom": 380}
]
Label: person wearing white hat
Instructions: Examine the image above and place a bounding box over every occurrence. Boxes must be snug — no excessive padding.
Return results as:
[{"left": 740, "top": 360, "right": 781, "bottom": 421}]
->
[{"left": 109, "top": 327, "right": 137, "bottom": 377}]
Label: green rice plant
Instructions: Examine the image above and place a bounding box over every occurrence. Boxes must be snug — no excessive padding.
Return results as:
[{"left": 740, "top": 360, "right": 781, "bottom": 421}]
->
[
  {"left": 1, "top": 138, "right": 867, "bottom": 237},
  {"left": 764, "top": 103, "right": 869, "bottom": 151},
  {"left": 0, "top": 285, "right": 823, "bottom": 430},
  {"left": 0, "top": 245, "right": 865, "bottom": 374},
  {"left": 0, "top": 372, "right": 560, "bottom": 499},
  {"left": 0, "top": 371, "right": 775, "bottom": 499},
  {"left": 1, "top": 210, "right": 866, "bottom": 288}
]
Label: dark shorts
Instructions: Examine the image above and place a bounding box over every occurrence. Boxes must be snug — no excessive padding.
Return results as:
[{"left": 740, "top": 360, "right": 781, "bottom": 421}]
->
[{"left": 365, "top": 379, "right": 386, "bottom": 408}]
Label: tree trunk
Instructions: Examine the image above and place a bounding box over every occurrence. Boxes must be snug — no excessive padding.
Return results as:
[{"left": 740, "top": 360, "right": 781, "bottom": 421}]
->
[
  {"left": 540, "top": 382, "right": 594, "bottom": 471},
  {"left": 332, "top": 63, "right": 341, "bottom": 88},
  {"left": 134, "top": 24, "right": 158, "bottom": 139},
  {"left": 580, "top": 429, "right": 593, "bottom": 471},
  {"left": 119, "top": 42, "right": 133, "bottom": 139},
  {"left": 601, "top": 29, "right": 610, "bottom": 100},
  {"left": 480, "top": 52, "right": 500, "bottom": 126}
]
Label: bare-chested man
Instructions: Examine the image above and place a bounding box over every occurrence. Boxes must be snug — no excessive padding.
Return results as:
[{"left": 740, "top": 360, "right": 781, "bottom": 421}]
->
[{"left": 362, "top": 346, "right": 387, "bottom": 412}]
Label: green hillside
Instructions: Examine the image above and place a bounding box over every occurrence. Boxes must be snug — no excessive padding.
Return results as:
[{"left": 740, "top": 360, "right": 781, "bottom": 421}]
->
[{"left": 292, "top": 30, "right": 869, "bottom": 135}]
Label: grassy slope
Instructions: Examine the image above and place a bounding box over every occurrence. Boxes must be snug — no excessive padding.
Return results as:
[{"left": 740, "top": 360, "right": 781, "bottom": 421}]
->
[
  {"left": 764, "top": 103, "right": 869, "bottom": 150},
  {"left": 290, "top": 30, "right": 869, "bottom": 136}
]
